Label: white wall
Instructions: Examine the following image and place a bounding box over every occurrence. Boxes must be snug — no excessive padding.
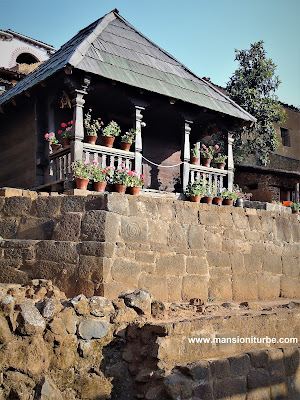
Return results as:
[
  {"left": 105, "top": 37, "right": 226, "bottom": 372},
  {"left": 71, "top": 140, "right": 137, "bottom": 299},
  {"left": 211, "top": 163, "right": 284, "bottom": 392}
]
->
[{"left": 0, "top": 35, "right": 50, "bottom": 69}]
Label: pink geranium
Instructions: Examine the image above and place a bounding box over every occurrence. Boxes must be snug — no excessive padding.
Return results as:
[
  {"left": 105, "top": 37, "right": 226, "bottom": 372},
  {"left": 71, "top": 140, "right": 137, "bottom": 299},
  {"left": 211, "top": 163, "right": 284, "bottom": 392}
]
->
[{"left": 44, "top": 133, "right": 49, "bottom": 140}]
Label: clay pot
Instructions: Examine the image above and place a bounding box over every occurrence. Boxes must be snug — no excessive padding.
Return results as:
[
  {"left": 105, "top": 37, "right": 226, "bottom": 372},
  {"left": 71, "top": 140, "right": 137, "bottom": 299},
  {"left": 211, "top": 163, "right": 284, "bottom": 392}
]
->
[
  {"left": 120, "top": 142, "right": 131, "bottom": 151},
  {"left": 190, "top": 157, "right": 199, "bottom": 165},
  {"left": 189, "top": 195, "right": 201, "bottom": 203},
  {"left": 114, "top": 183, "right": 126, "bottom": 194},
  {"left": 292, "top": 210, "right": 299, "bottom": 214},
  {"left": 75, "top": 177, "right": 89, "bottom": 190},
  {"left": 283, "top": 201, "right": 293, "bottom": 207},
  {"left": 202, "top": 196, "right": 213, "bottom": 205},
  {"left": 102, "top": 136, "right": 115, "bottom": 148},
  {"left": 200, "top": 157, "right": 211, "bottom": 167},
  {"left": 213, "top": 197, "right": 223, "bottom": 206},
  {"left": 51, "top": 143, "right": 61, "bottom": 152},
  {"left": 93, "top": 181, "right": 106, "bottom": 192},
  {"left": 86, "top": 135, "right": 97, "bottom": 145},
  {"left": 216, "top": 162, "right": 226, "bottom": 170},
  {"left": 223, "top": 198, "right": 233, "bottom": 206},
  {"left": 62, "top": 138, "right": 70, "bottom": 148},
  {"left": 128, "top": 186, "right": 141, "bottom": 196}
]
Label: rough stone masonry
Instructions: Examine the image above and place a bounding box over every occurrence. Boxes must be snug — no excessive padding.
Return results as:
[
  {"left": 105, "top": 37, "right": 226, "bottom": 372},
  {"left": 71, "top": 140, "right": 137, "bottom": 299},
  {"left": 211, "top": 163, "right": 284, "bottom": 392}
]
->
[
  {"left": 0, "top": 190, "right": 298, "bottom": 303},
  {"left": 0, "top": 280, "right": 299, "bottom": 400}
]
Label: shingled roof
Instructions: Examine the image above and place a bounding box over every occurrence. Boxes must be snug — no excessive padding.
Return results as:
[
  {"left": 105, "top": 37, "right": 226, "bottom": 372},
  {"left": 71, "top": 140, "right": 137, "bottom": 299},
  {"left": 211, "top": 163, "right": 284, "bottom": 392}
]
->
[{"left": 0, "top": 10, "right": 255, "bottom": 122}]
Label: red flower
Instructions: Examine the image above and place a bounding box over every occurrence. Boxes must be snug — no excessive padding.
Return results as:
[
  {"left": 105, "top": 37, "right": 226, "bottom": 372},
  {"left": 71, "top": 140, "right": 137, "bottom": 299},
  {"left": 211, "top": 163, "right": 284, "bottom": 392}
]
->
[
  {"left": 58, "top": 130, "right": 62, "bottom": 134},
  {"left": 103, "top": 169, "right": 107, "bottom": 174},
  {"left": 61, "top": 123, "right": 67, "bottom": 128}
]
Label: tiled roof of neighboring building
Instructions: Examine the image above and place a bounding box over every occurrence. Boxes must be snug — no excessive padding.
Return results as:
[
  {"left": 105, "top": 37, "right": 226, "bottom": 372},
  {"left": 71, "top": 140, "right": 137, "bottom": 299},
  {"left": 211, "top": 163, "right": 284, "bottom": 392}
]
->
[{"left": 0, "top": 10, "right": 256, "bottom": 122}]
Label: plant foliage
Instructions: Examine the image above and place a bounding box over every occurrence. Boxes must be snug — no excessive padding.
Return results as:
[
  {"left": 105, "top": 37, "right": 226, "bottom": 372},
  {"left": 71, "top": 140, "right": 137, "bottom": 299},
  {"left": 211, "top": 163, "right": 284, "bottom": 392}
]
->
[{"left": 226, "top": 41, "right": 286, "bottom": 165}]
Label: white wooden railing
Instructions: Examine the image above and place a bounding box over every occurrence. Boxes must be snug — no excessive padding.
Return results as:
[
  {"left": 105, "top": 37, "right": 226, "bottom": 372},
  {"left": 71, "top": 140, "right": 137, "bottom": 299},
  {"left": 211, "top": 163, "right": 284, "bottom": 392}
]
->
[
  {"left": 49, "top": 147, "right": 71, "bottom": 182},
  {"left": 189, "top": 164, "right": 228, "bottom": 192},
  {"left": 83, "top": 143, "right": 135, "bottom": 170}
]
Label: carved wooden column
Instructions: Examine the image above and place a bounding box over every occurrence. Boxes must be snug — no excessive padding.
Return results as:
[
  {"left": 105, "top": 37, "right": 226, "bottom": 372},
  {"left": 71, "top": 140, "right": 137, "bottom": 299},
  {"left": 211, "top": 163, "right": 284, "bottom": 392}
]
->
[
  {"left": 134, "top": 106, "right": 145, "bottom": 174},
  {"left": 295, "top": 183, "right": 299, "bottom": 203},
  {"left": 71, "top": 89, "right": 87, "bottom": 163},
  {"left": 182, "top": 120, "right": 192, "bottom": 191},
  {"left": 227, "top": 131, "right": 234, "bottom": 191}
]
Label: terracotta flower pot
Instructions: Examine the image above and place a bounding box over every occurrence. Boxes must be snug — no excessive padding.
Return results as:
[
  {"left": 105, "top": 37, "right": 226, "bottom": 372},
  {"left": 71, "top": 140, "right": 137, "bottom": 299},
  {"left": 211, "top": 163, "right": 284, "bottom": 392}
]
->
[
  {"left": 189, "top": 195, "right": 201, "bottom": 203},
  {"left": 75, "top": 177, "right": 89, "bottom": 190},
  {"left": 86, "top": 135, "right": 97, "bottom": 145},
  {"left": 102, "top": 136, "right": 115, "bottom": 148},
  {"left": 93, "top": 181, "right": 106, "bottom": 192},
  {"left": 200, "top": 157, "right": 212, "bottom": 167},
  {"left": 128, "top": 186, "right": 141, "bottom": 195},
  {"left": 283, "top": 201, "right": 293, "bottom": 207},
  {"left": 51, "top": 143, "right": 61, "bottom": 152},
  {"left": 120, "top": 142, "right": 131, "bottom": 151},
  {"left": 213, "top": 197, "right": 223, "bottom": 206},
  {"left": 223, "top": 198, "right": 233, "bottom": 206},
  {"left": 292, "top": 210, "right": 299, "bottom": 214},
  {"left": 62, "top": 137, "right": 70, "bottom": 148},
  {"left": 114, "top": 183, "right": 126, "bottom": 194},
  {"left": 202, "top": 196, "right": 213, "bottom": 205},
  {"left": 190, "top": 157, "right": 199, "bottom": 165},
  {"left": 216, "top": 162, "right": 226, "bottom": 170}
]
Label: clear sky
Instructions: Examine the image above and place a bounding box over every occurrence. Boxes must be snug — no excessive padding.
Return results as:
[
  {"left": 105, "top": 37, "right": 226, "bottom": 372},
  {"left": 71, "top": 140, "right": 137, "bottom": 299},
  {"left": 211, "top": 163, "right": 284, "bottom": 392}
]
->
[{"left": 1, "top": 0, "right": 299, "bottom": 106}]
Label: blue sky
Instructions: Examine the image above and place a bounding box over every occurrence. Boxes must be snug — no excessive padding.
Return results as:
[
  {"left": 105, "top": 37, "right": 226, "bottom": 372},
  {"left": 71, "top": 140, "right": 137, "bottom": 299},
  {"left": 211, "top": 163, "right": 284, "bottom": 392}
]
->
[{"left": 1, "top": 0, "right": 299, "bottom": 106}]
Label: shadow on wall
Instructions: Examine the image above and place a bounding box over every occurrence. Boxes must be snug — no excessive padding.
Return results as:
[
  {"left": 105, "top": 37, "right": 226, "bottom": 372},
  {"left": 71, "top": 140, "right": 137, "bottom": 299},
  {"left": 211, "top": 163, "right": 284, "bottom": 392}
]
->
[{"left": 100, "top": 322, "right": 300, "bottom": 400}]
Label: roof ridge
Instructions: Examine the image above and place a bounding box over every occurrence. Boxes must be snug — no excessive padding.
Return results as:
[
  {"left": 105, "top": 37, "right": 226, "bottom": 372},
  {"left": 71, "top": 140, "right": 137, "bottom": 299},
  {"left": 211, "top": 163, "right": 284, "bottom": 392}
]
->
[{"left": 68, "top": 10, "right": 117, "bottom": 68}]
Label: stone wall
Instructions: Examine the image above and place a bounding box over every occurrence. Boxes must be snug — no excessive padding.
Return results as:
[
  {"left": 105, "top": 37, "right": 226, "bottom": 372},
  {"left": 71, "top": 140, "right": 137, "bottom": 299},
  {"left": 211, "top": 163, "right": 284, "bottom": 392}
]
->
[
  {"left": 0, "top": 189, "right": 299, "bottom": 302},
  {"left": 0, "top": 280, "right": 299, "bottom": 400}
]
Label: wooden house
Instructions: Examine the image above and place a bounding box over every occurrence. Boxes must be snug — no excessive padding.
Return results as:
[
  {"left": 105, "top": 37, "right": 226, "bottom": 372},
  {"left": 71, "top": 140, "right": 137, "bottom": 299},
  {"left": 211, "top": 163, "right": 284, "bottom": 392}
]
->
[{"left": 0, "top": 9, "right": 255, "bottom": 194}]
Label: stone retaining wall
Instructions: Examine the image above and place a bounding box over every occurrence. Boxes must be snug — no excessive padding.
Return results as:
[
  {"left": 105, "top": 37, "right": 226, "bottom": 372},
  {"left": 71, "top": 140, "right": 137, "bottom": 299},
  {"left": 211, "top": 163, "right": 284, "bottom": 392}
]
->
[{"left": 0, "top": 190, "right": 299, "bottom": 302}]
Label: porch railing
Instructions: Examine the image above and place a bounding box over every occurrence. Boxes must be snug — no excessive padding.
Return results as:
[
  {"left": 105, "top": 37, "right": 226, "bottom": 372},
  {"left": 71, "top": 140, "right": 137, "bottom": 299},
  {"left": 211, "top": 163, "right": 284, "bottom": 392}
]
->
[
  {"left": 189, "top": 163, "right": 228, "bottom": 192},
  {"left": 83, "top": 143, "right": 135, "bottom": 170},
  {"left": 49, "top": 147, "right": 71, "bottom": 182}
]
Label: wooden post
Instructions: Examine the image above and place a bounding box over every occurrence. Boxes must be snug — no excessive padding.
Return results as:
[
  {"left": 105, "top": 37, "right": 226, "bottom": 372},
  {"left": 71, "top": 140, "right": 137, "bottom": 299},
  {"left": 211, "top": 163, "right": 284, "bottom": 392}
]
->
[
  {"left": 134, "top": 106, "right": 145, "bottom": 174},
  {"left": 295, "top": 183, "right": 299, "bottom": 203},
  {"left": 227, "top": 131, "right": 234, "bottom": 191},
  {"left": 182, "top": 120, "right": 192, "bottom": 191},
  {"left": 71, "top": 89, "right": 87, "bottom": 163}
]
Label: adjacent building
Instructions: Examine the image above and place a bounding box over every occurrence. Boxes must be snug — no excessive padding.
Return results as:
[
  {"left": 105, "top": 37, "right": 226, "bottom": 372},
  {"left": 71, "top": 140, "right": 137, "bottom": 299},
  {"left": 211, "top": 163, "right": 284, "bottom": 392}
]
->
[{"left": 0, "top": 29, "right": 55, "bottom": 94}]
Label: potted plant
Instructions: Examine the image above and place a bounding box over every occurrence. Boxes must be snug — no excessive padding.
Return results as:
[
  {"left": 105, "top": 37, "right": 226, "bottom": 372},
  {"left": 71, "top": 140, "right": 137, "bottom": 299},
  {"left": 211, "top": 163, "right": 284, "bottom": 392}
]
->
[
  {"left": 71, "top": 160, "right": 91, "bottom": 190},
  {"left": 200, "top": 144, "right": 219, "bottom": 167},
  {"left": 44, "top": 132, "right": 61, "bottom": 152},
  {"left": 190, "top": 145, "right": 199, "bottom": 165},
  {"left": 84, "top": 109, "right": 104, "bottom": 145},
  {"left": 102, "top": 120, "right": 121, "bottom": 148},
  {"left": 112, "top": 164, "right": 129, "bottom": 193},
  {"left": 127, "top": 170, "right": 145, "bottom": 195},
  {"left": 90, "top": 161, "right": 110, "bottom": 192},
  {"left": 221, "top": 189, "right": 239, "bottom": 206},
  {"left": 213, "top": 189, "right": 224, "bottom": 206},
  {"left": 185, "top": 179, "right": 206, "bottom": 202},
  {"left": 58, "top": 120, "right": 73, "bottom": 148},
  {"left": 120, "top": 129, "right": 137, "bottom": 151},
  {"left": 290, "top": 203, "right": 300, "bottom": 214},
  {"left": 214, "top": 154, "right": 228, "bottom": 170},
  {"left": 202, "top": 181, "right": 216, "bottom": 205}
]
